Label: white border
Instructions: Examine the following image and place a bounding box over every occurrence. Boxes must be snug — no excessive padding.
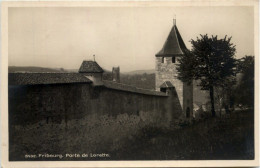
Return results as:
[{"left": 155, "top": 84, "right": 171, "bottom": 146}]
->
[{"left": 1, "top": 1, "right": 259, "bottom": 167}]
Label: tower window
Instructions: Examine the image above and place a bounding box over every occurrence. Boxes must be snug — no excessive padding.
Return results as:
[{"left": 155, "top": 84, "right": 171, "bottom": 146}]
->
[
  {"left": 172, "top": 57, "right": 176, "bottom": 63},
  {"left": 162, "top": 57, "right": 164, "bottom": 63}
]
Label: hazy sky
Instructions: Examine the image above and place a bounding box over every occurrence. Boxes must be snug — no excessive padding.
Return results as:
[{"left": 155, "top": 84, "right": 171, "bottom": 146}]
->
[{"left": 9, "top": 7, "right": 254, "bottom": 72}]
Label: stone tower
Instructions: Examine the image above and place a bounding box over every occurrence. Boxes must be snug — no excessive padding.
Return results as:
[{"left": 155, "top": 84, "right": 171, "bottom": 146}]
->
[
  {"left": 155, "top": 19, "right": 193, "bottom": 117},
  {"left": 112, "top": 66, "right": 120, "bottom": 82}
]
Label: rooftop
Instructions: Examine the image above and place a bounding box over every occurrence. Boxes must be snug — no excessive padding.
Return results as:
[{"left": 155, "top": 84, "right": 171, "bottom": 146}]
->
[
  {"left": 160, "top": 81, "right": 174, "bottom": 88},
  {"left": 78, "top": 60, "right": 104, "bottom": 73},
  {"left": 156, "top": 22, "right": 187, "bottom": 57},
  {"left": 9, "top": 73, "right": 92, "bottom": 85},
  {"left": 103, "top": 80, "right": 167, "bottom": 97}
]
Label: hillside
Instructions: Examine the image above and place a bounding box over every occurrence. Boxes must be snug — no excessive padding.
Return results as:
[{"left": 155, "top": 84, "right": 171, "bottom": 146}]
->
[
  {"left": 124, "top": 69, "right": 155, "bottom": 75},
  {"left": 8, "top": 66, "right": 69, "bottom": 73}
]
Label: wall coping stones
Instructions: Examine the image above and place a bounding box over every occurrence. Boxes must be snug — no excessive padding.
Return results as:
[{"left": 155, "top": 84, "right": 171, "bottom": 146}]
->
[
  {"left": 102, "top": 80, "right": 168, "bottom": 97},
  {"left": 8, "top": 73, "right": 92, "bottom": 85}
]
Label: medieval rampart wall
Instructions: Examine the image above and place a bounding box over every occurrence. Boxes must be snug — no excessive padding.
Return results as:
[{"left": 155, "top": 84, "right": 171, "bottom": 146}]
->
[
  {"left": 8, "top": 83, "right": 182, "bottom": 160},
  {"left": 9, "top": 83, "right": 182, "bottom": 125},
  {"left": 155, "top": 57, "right": 193, "bottom": 116}
]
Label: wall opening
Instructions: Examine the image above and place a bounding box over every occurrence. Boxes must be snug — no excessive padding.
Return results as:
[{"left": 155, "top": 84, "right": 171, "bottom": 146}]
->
[
  {"left": 46, "top": 116, "right": 50, "bottom": 124},
  {"left": 172, "top": 57, "right": 176, "bottom": 63},
  {"left": 186, "top": 107, "right": 190, "bottom": 118},
  {"left": 160, "top": 88, "right": 167, "bottom": 93}
]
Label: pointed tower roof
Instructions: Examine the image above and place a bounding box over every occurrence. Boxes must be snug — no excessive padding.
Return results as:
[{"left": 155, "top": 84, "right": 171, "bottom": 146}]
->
[
  {"left": 78, "top": 60, "right": 104, "bottom": 73},
  {"left": 156, "top": 19, "right": 187, "bottom": 57}
]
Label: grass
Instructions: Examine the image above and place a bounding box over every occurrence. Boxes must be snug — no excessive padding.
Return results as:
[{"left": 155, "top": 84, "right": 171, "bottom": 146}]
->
[
  {"left": 112, "top": 109, "right": 254, "bottom": 160},
  {"left": 9, "top": 109, "right": 254, "bottom": 160}
]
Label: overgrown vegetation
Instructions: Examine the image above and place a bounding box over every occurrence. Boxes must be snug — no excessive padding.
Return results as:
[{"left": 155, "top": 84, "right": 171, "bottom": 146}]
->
[
  {"left": 10, "top": 109, "right": 254, "bottom": 160},
  {"left": 235, "top": 56, "right": 254, "bottom": 108},
  {"left": 113, "top": 109, "right": 254, "bottom": 160},
  {"left": 9, "top": 112, "right": 164, "bottom": 161}
]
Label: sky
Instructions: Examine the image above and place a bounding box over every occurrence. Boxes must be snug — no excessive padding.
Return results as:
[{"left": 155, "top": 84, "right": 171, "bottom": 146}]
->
[{"left": 8, "top": 7, "right": 254, "bottom": 72}]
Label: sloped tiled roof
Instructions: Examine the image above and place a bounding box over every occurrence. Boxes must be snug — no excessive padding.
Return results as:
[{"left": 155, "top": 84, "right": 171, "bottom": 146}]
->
[
  {"left": 9, "top": 73, "right": 92, "bottom": 85},
  {"left": 103, "top": 80, "right": 167, "bottom": 96},
  {"left": 78, "top": 60, "right": 104, "bottom": 73},
  {"left": 160, "top": 81, "right": 174, "bottom": 88},
  {"left": 156, "top": 25, "right": 187, "bottom": 57}
]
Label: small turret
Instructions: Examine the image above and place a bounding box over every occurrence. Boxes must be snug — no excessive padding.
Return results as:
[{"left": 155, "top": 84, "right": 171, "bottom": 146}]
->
[
  {"left": 78, "top": 60, "right": 104, "bottom": 86},
  {"left": 159, "top": 81, "right": 174, "bottom": 94}
]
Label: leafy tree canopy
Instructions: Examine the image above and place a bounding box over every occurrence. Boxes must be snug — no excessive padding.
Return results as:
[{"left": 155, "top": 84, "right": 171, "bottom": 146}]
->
[
  {"left": 235, "top": 56, "right": 254, "bottom": 107},
  {"left": 177, "top": 34, "right": 237, "bottom": 89},
  {"left": 177, "top": 34, "right": 237, "bottom": 116}
]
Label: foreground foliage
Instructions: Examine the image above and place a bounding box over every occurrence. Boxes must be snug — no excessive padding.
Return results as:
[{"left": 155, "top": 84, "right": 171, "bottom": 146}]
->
[
  {"left": 235, "top": 56, "right": 254, "bottom": 108},
  {"left": 9, "top": 109, "right": 254, "bottom": 160},
  {"left": 114, "top": 109, "right": 254, "bottom": 160}
]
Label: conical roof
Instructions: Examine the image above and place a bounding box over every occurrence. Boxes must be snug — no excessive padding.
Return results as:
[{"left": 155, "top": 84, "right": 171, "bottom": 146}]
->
[
  {"left": 160, "top": 81, "right": 174, "bottom": 88},
  {"left": 156, "top": 24, "right": 187, "bottom": 57},
  {"left": 78, "top": 60, "right": 104, "bottom": 73}
]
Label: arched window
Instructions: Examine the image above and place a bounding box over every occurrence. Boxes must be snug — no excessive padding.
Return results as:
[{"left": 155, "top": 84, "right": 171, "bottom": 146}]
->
[{"left": 172, "top": 57, "right": 176, "bottom": 63}]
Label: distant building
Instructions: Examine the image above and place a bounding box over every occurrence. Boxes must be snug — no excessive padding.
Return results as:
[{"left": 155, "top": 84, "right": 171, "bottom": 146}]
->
[{"left": 112, "top": 66, "right": 120, "bottom": 82}]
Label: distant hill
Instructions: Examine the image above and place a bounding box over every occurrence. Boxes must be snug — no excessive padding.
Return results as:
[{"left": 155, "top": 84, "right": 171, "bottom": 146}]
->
[
  {"left": 9, "top": 66, "right": 155, "bottom": 74},
  {"left": 124, "top": 69, "right": 155, "bottom": 75},
  {"left": 121, "top": 73, "right": 155, "bottom": 90},
  {"left": 103, "top": 69, "right": 155, "bottom": 90},
  {"left": 8, "top": 66, "right": 70, "bottom": 73},
  {"left": 65, "top": 69, "right": 78, "bottom": 73}
]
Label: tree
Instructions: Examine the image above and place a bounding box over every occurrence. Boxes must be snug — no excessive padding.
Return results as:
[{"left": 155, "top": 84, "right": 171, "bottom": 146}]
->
[
  {"left": 214, "top": 76, "right": 236, "bottom": 116},
  {"left": 177, "top": 34, "right": 237, "bottom": 117},
  {"left": 235, "top": 56, "right": 254, "bottom": 108}
]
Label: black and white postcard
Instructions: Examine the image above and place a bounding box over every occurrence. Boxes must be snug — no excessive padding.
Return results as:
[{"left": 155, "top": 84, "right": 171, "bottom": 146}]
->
[{"left": 1, "top": 0, "right": 259, "bottom": 167}]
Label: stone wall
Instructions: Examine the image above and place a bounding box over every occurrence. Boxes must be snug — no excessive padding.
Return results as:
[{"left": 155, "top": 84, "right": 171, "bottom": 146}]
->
[
  {"left": 8, "top": 83, "right": 182, "bottom": 160},
  {"left": 183, "top": 82, "right": 193, "bottom": 117},
  {"left": 155, "top": 57, "right": 183, "bottom": 108},
  {"left": 9, "top": 83, "right": 181, "bottom": 125},
  {"left": 155, "top": 57, "right": 193, "bottom": 116}
]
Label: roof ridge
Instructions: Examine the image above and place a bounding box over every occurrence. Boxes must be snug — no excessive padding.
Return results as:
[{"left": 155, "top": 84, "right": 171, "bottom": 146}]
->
[
  {"left": 9, "top": 73, "right": 92, "bottom": 85},
  {"left": 79, "top": 60, "right": 104, "bottom": 73},
  {"left": 103, "top": 80, "right": 155, "bottom": 92},
  {"left": 175, "top": 25, "right": 187, "bottom": 51},
  {"left": 103, "top": 80, "right": 167, "bottom": 97},
  {"left": 173, "top": 25, "right": 184, "bottom": 55},
  {"left": 8, "top": 72, "right": 78, "bottom": 74},
  {"left": 156, "top": 24, "right": 187, "bottom": 57}
]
